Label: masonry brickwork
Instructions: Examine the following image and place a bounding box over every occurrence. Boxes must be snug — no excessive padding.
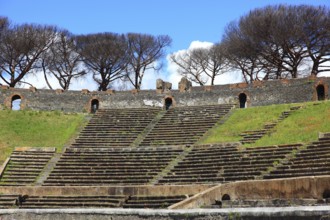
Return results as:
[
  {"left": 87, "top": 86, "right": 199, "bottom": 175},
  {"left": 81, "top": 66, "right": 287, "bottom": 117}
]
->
[{"left": 0, "top": 77, "right": 329, "bottom": 112}]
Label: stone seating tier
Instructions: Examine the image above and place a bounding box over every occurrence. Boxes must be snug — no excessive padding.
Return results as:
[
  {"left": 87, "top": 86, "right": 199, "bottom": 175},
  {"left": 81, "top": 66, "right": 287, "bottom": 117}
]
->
[
  {"left": 44, "top": 147, "right": 184, "bottom": 186},
  {"left": 0, "top": 148, "right": 55, "bottom": 186},
  {"left": 0, "top": 194, "right": 20, "bottom": 208},
  {"left": 123, "top": 195, "right": 188, "bottom": 209},
  {"left": 140, "top": 104, "right": 234, "bottom": 147},
  {"left": 264, "top": 136, "right": 330, "bottom": 179},
  {"left": 157, "top": 144, "right": 300, "bottom": 185},
  {"left": 72, "top": 107, "right": 161, "bottom": 149},
  {"left": 0, "top": 194, "right": 189, "bottom": 209},
  {"left": 20, "top": 195, "right": 127, "bottom": 209}
]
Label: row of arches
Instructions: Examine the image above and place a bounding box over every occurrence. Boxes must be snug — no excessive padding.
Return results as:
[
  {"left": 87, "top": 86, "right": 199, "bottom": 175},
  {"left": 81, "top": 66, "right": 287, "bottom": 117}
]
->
[
  {"left": 5, "top": 84, "right": 328, "bottom": 112},
  {"left": 5, "top": 96, "right": 173, "bottom": 112},
  {"left": 88, "top": 97, "right": 174, "bottom": 113},
  {"left": 238, "top": 84, "right": 326, "bottom": 109}
]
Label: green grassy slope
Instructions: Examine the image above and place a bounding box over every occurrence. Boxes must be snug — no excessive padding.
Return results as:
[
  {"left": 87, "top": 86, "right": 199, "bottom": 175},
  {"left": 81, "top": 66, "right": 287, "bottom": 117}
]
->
[
  {"left": 199, "top": 101, "right": 330, "bottom": 147},
  {"left": 0, "top": 110, "right": 86, "bottom": 163}
]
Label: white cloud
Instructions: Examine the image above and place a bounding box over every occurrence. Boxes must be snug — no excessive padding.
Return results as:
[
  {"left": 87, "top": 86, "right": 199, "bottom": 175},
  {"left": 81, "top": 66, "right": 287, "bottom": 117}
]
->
[
  {"left": 165, "top": 40, "right": 242, "bottom": 89},
  {"left": 17, "top": 71, "right": 98, "bottom": 91}
]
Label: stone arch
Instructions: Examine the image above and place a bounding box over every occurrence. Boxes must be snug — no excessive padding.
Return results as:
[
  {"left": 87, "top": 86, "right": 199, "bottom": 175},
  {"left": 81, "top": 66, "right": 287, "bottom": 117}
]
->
[
  {"left": 90, "top": 99, "right": 100, "bottom": 114},
  {"left": 11, "top": 95, "right": 22, "bottom": 110},
  {"left": 313, "top": 81, "right": 328, "bottom": 101},
  {"left": 165, "top": 97, "right": 173, "bottom": 110},
  {"left": 238, "top": 93, "right": 247, "bottom": 108},
  {"left": 323, "top": 189, "right": 330, "bottom": 199},
  {"left": 316, "top": 84, "right": 325, "bottom": 101},
  {"left": 163, "top": 95, "right": 176, "bottom": 110},
  {"left": 221, "top": 194, "right": 231, "bottom": 201},
  {"left": 84, "top": 97, "right": 101, "bottom": 113},
  {"left": 5, "top": 94, "right": 24, "bottom": 110}
]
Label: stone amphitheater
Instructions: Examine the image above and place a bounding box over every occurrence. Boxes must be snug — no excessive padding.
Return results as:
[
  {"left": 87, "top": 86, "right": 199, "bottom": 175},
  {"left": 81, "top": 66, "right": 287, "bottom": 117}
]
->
[{"left": 0, "top": 77, "right": 330, "bottom": 219}]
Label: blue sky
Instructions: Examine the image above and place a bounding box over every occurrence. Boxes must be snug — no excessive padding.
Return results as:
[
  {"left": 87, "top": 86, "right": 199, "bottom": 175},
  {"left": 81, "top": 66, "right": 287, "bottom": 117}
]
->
[
  {"left": 1, "top": 0, "right": 330, "bottom": 90},
  {"left": 2, "top": 0, "right": 329, "bottom": 53}
]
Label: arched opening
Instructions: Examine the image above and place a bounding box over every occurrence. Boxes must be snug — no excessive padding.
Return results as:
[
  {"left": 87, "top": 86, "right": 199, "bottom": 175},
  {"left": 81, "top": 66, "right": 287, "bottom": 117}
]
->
[
  {"left": 11, "top": 95, "right": 22, "bottom": 111},
  {"left": 91, "top": 99, "right": 99, "bottom": 114},
  {"left": 221, "top": 194, "right": 231, "bottom": 201},
  {"left": 323, "top": 189, "right": 330, "bottom": 199},
  {"left": 164, "top": 97, "right": 173, "bottom": 110},
  {"left": 316, "top": 85, "right": 325, "bottom": 101},
  {"left": 239, "top": 93, "right": 247, "bottom": 108}
]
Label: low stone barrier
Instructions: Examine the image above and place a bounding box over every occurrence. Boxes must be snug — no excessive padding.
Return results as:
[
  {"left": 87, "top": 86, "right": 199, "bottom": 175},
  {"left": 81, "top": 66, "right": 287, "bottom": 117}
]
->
[
  {"left": 1, "top": 206, "right": 330, "bottom": 220},
  {"left": 170, "top": 175, "right": 330, "bottom": 209}
]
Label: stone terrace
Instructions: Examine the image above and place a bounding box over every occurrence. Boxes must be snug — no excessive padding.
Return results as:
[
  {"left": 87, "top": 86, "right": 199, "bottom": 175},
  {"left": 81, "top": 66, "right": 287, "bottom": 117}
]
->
[
  {"left": 122, "top": 195, "right": 188, "bottom": 209},
  {"left": 0, "top": 194, "right": 20, "bottom": 208},
  {"left": 158, "top": 143, "right": 301, "bottom": 185},
  {"left": 139, "top": 104, "right": 234, "bottom": 147},
  {"left": 0, "top": 148, "right": 55, "bottom": 186},
  {"left": 0, "top": 194, "right": 189, "bottom": 209},
  {"left": 43, "top": 147, "right": 184, "bottom": 186},
  {"left": 71, "top": 107, "right": 161, "bottom": 149},
  {"left": 264, "top": 133, "right": 330, "bottom": 179},
  {"left": 20, "top": 195, "right": 127, "bottom": 209}
]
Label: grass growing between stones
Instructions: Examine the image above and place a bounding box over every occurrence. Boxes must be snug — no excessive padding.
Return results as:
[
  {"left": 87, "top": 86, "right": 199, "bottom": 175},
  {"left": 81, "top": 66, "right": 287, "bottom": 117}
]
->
[
  {"left": 253, "top": 101, "right": 330, "bottom": 147},
  {"left": 0, "top": 110, "right": 87, "bottom": 163},
  {"left": 198, "top": 101, "right": 330, "bottom": 146}
]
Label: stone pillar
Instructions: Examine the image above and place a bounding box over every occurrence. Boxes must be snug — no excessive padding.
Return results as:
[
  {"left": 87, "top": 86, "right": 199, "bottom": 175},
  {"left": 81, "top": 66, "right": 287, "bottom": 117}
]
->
[
  {"left": 178, "top": 77, "right": 192, "bottom": 92},
  {"left": 156, "top": 79, "right": 172, "bottom": 94}
]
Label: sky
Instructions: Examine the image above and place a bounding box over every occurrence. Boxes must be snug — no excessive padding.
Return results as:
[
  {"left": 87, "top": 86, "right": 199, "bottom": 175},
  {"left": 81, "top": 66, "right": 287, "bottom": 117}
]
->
[{"left": 1, "top": 0, "right": 330, "bottom": 90}]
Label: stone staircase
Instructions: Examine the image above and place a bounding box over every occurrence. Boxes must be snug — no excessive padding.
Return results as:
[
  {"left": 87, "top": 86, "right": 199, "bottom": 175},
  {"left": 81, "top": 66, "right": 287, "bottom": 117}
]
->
[
  {"left": 71, "top": 108, "right": 161, "bottom": 149},
  {"left": 264, "top": 132, "right": 330, "bottom": 179},
  {"left": 157, "top": 143, "right": 300, "bottom": 185},
  {"left": 0, "top": 194, "right": 189, "bottom": 209},
  {"left": 123, "top": 195, "right": 188, "bottom": 209},
  {"left": 43, "top": 146, "right": 184, "bottom": 186},
  {"left": 0, "top": 194, "right": 21, "bottom": 208},
  {"left": 0, "top": 148, "right": 55, "bottom": 186},
  {"left": 240, "top": 106, "right": 301, "bottom": 144},
  {"left": 19, "top": 195, "right": 127, "bottom": 209},
  {"left": 139, "top": 104, "right": 234, "bottom": 147}
]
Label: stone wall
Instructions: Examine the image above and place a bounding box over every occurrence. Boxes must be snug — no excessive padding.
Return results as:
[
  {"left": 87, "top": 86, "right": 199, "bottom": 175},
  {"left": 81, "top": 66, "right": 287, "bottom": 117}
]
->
[
  {"left": 170, "top": 175, "right": 330, "bottom": 209},
  {"left": 1, "top": 207, "right": 330, "bottom": 220},
  {"left": 0, "top": 77, "right": 329, "bottom": 112},
  {"left": 0, "top": 185, "right": 211, "bottom": 197}
]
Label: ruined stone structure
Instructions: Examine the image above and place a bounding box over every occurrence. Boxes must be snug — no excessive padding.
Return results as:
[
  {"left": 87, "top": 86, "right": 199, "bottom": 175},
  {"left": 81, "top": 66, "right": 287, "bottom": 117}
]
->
[
  {"left": 0, "top": 77, "right": 330, "bottom": 219},
  {"left": 0, "top": 76, "right": 329, "bottom": 112}
]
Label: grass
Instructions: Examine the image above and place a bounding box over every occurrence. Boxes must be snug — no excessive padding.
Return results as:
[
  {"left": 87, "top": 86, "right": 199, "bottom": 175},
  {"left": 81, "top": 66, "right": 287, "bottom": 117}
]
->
[
  {"left": 0, "top": 110, "right": 87, "bottom": 163},
  {"left": 253, "top": 101, "right": 330, "bottom": 146},
  {"left": 199, "top": 101, "right": 330, "bottom": 147}
]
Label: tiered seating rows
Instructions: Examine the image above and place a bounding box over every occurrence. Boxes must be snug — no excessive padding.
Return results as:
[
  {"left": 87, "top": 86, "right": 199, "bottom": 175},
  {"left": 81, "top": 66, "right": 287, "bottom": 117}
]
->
[
  {"left": 20, "top": 195, "right": 127, "bottom": 209},
  {"left": 0, "top": 149, "right": 55, "bottom": 186},
  {"left": 72, "top": 108, "right": 161, "bottom": 148},
  {"left": 0, "top": 194, "right": 188, "bottom": 209},
  {"left": 44, "top": 147, "right": 184, "bottom": 186},
  {"left": 140, "top": 104, "right": 234, "bottom": 146},
  {"left": 264, "top": 135, "right": 330, "bottom": 179},
  {"left": 45, "top": 142, "right": 303, "bottom": 186},
  {"left": 158, "top": 144, "right": 301, "bottom": 185},
  {"left": 0, "top": 194, "right": 20, "bottom": 208},
  {"left": 123, "top": 195, "right": 188, "bottom": 209}
]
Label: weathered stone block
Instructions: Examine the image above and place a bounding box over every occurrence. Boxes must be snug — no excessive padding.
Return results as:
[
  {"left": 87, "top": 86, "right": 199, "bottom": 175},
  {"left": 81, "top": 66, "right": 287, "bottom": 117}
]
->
[{"left": 178, "top": 77, "right": 192, "bottom": 92}]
